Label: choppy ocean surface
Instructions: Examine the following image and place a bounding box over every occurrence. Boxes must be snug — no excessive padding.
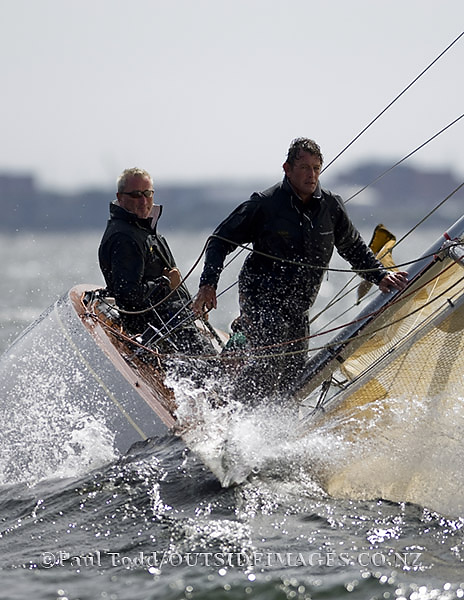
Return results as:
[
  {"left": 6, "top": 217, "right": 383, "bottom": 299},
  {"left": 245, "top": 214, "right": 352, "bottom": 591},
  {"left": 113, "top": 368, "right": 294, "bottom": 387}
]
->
[{"left": 1, "top": 229, "right": 464, "bottom": 600}]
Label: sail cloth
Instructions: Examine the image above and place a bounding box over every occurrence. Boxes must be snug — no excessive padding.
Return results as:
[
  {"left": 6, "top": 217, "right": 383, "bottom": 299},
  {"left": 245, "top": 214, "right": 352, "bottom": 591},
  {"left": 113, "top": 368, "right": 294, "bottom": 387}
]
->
[
  {"left": 325, "top": 257, "right": 464, "bottom": 420},
  {"left": 297, "top": 215, "right": 464, "bottom": 425}
]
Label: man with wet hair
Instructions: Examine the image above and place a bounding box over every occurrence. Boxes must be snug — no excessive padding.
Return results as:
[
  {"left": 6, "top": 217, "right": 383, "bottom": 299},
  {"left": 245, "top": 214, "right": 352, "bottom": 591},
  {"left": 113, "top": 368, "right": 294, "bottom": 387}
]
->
[
  {"left": 285, "top": 137, "right": 324, "bottom": 166},
  {"left": 193, "top": 138, "right": 407, "bottom": 399}
]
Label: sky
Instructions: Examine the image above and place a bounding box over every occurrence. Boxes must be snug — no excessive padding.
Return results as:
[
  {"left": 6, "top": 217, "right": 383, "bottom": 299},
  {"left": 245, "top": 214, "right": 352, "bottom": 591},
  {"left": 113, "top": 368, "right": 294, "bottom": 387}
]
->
[{"left": 1, "top": 0, "right": 463, "bottom": 192}]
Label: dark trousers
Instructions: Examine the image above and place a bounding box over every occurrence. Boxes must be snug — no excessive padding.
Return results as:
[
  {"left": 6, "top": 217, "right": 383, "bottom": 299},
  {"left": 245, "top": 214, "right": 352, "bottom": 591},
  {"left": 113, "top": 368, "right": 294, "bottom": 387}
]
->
[{"left": 233, "top": 293, "right": 309, "bottom": 403}]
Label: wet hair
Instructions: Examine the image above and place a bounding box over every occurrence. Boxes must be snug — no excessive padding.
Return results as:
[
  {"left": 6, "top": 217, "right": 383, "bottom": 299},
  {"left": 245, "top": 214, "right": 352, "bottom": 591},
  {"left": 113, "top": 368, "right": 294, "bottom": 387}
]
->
[
  {"left": 285, "top": 138, "right": 323, "bottom": 166},
  {"left": 117, "top": 167, "right": 153, "bottom": 193}
]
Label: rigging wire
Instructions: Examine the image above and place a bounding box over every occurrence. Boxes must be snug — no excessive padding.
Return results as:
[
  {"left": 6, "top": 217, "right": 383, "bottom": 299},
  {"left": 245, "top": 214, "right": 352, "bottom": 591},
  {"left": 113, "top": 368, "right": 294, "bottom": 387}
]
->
[
  {"left": 82, "top": 34, "right": 464, "bottom": 411},
  {"left": 344, "top": 113, "right": 464, "bottom": 205},
  {"left": 393, "top": 181, "right": 464, "bottom": 246},
  {"left": 166, "top": 35, "right": 464, "bottom": 321},
  {"left": 321, "top": 31, "right": 464, "bottom": 173},
  {"left": 309, "top": 180, "right": 464, "bottom": 328},
  {"left": 107, "top": 204, "right": 463, "bottom": 334},
  {"left": 108, "top": 173, "right": 463, "bottom": 351},
  {"left": 116, "top": 35, "right": 464, "bottom": 322},
  {"left": 102, "top": 32, "right": 464, "bottom": 357}
]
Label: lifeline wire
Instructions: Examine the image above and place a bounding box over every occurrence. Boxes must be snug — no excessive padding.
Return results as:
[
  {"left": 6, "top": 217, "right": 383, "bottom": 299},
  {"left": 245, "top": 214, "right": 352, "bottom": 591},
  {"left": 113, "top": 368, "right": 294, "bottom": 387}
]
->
[
  {"left": 209, "top": 233, "right": 463, "bottom": 275},
  {"left": 93, "top": 259, "right": 464, "bottom": 363},
  {"left": 133, "top": 236, "right": 464, "bottom": 361}
]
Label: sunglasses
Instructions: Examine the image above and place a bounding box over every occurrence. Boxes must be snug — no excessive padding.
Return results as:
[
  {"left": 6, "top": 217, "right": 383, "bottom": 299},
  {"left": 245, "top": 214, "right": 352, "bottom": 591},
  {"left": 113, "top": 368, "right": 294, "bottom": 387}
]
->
[{"left": 122, "top": 190, "right": 154, "bottom": 199}]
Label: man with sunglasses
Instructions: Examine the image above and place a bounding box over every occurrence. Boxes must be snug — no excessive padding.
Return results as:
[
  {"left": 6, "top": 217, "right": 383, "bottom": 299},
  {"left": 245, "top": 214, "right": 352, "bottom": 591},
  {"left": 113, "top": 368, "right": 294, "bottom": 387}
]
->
[{"left": 99, "top": 167, "right": 211, "bottom": 354}]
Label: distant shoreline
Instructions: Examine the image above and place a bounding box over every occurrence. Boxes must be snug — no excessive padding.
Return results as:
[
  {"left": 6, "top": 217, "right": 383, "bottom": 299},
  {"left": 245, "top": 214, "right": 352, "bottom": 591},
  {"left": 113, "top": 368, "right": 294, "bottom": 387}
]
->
[{"left": 1, "top": 162, "right": 462, "bottom": 232}]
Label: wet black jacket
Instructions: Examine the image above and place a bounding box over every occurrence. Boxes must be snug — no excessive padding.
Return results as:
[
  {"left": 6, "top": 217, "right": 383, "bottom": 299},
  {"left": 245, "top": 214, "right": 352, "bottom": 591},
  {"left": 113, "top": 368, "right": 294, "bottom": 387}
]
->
[
  {"left": 199, "top": 178, "right": 386, "bottom": 311},
  {"left": 99, "top": 202, "right": 185, "bottom": 312}
]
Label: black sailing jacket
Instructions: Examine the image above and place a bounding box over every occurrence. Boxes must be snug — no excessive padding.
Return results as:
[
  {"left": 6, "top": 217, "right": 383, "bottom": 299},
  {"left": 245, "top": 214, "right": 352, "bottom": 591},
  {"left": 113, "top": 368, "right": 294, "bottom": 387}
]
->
[
  {"left": 199, "top": 178, "right": 386, "bottom": 312},
  {"left": 99, "top": 202, "right": 188, "bottom": 312}
]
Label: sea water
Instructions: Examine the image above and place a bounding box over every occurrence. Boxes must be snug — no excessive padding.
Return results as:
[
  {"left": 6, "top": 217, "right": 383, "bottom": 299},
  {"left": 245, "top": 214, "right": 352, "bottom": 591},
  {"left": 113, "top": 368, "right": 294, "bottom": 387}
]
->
[{"left": 1, "top": 229, "right": 464, "bottom": 600}]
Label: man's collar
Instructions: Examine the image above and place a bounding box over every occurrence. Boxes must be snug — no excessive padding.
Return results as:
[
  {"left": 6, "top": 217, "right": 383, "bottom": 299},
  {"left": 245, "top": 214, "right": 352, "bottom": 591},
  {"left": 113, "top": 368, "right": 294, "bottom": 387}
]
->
[
  {"left": 147, "top": 204, "right": 162, "bottom": 230},
  {"left": 283, "top": 176, "right": 322, "bottom": 202},
  {"left": 112, "top": 200, "right": 162, "bottom": 230},
  {"left": 313, "top": 181, "right": 322, "bottom": 199}
]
